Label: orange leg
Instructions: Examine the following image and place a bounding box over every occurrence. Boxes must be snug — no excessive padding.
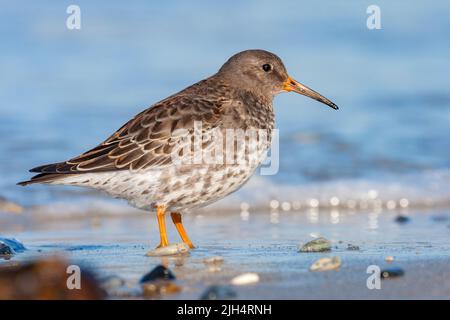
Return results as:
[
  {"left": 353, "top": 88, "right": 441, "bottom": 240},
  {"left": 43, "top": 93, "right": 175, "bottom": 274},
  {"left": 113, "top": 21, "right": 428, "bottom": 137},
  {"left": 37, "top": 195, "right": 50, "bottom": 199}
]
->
[
  {"left": 156, "top": 205, "right": 169, "bottom": 248},
  {"left": 170, "top": 212, "right": 194, "bottom": 249}
]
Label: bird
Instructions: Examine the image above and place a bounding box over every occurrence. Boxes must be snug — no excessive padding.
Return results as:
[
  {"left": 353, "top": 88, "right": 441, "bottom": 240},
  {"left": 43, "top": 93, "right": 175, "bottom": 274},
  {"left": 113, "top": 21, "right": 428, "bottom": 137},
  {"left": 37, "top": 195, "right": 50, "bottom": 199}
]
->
[{"left": 18, "top": 49, "right": 338, "bottom": 250}]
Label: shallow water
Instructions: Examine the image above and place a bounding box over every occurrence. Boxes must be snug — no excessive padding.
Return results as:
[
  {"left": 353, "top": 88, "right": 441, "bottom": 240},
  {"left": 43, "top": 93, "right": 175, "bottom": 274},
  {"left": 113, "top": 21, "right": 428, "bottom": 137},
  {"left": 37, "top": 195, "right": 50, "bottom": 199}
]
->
[
  {"left": 2, "top": 208, "right": 450, "bottom": 299},
  {"left": 0, "top": 1, "right": 449, "bottom": 210}
]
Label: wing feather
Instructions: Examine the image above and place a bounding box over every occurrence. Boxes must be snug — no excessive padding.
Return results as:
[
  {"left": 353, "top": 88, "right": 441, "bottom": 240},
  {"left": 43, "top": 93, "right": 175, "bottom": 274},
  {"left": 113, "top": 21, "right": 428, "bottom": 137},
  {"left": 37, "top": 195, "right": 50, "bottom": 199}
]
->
[{"left": 27, "top": 94, "right": 230, "bottom": 176}]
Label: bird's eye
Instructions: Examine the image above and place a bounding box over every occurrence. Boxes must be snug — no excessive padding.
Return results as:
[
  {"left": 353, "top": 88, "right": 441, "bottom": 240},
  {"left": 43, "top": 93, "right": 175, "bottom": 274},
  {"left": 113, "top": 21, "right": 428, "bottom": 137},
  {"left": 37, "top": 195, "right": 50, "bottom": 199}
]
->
[{"left": 262, "top": 64, "right": 272, "bottom": 72}]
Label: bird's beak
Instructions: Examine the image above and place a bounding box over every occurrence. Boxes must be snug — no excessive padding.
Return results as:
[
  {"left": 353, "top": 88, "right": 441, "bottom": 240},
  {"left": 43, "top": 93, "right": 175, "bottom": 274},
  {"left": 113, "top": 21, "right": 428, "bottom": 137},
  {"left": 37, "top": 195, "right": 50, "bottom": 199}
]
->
[{"left": 283, "top": 76, "right": 339, "bottom": 110}]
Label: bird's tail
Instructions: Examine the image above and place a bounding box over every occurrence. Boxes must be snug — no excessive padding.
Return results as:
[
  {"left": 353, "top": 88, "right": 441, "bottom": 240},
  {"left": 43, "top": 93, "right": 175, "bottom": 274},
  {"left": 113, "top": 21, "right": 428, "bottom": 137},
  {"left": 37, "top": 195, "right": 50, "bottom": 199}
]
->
[{"left": 17, "top": 162, "right": 73, "bottom": 186}]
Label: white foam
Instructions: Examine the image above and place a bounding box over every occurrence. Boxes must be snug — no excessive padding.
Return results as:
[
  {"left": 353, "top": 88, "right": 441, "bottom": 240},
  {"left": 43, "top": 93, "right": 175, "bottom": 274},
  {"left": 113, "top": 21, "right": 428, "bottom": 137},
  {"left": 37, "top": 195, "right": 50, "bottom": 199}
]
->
[{"left": 28, "top": 169, "right": 450, "bottom": 219}]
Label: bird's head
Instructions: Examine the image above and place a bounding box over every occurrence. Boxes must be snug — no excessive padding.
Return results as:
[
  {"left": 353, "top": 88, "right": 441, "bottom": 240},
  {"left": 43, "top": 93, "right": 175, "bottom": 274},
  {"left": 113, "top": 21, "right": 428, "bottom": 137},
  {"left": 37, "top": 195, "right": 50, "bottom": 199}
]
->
[{"left": 218, "top": 49, "right": 338, "bottom": 110}]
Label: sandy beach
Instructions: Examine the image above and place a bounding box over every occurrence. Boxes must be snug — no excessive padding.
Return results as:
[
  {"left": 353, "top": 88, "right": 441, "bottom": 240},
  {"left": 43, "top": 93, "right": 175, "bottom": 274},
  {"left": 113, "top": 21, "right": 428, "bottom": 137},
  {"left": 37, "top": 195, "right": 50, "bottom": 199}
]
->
[{"left": 2, "top": 202, "right": 450, "bottom": 299}]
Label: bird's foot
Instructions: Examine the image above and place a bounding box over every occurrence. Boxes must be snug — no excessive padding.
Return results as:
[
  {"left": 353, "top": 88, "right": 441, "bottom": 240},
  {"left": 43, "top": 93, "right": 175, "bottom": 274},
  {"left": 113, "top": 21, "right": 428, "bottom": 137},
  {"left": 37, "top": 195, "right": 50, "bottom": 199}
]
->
[
  {"left": 184, "top": 240, "right": 195, "bottom": 249},
  {"left": 156, "top": 240, "right": 169, "bottom": 249}
]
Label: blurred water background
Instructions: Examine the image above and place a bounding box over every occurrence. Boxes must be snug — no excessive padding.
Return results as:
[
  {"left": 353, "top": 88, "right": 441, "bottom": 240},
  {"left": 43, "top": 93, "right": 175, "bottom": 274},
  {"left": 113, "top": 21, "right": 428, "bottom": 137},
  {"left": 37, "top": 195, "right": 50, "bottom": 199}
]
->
[{"left": 1, "top": 1, "right": 449, "bottom": 212}]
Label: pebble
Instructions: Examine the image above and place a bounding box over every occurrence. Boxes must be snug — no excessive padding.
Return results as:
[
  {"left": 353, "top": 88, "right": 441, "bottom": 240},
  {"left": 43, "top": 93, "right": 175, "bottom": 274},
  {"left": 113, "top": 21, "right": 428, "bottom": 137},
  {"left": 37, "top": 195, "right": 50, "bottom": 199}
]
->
[
  {"left": 310, "top": 256, "right": 341, "bottom": 271},
  {"left": 139, "top": 265, "right": 180, "bottom": 298},
  {"left": 145, "top": 243, "right": 189, "bottom": 257},
  {"left": 299, "top": 237, "right": 331, "bottom": 252},
  {"left": 381, "top": 267, "right": 404, "bottom": 279},
  {"left": 347, "top": 244, "right": 360, "bottom": 251},
  {"left": 140, "top": 265, "right": 175, "bottom": 283},
  {"left": 0, "top": 238, "right": 26, "bottom": 257},
  {"left": 230, "top": 273, "right": 260, "bottom": 286},
  {"left": 200, "top": 285, "right": 237, "bottom": 300},
  {"left": 0, "top": 243, "right": 14, "bottom": 257},
  {"left": 395, "top": 215, "right": 410, "bottom": 224}
]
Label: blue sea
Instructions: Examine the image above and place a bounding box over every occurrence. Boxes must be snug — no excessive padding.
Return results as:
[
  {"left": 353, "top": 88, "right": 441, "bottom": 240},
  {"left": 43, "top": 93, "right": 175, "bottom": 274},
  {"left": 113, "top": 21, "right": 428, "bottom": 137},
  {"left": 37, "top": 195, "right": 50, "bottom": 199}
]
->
[{"left": 1, "top": 1, "right": 449, "bottom": 211}]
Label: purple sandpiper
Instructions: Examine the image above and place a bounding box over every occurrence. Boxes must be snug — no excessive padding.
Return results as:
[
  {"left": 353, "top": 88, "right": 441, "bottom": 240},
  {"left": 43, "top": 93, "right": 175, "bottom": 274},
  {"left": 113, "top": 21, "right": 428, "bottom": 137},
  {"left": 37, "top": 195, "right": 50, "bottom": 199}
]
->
[{"left": 19, "top": 49, "right": 338, "bottom": 249}]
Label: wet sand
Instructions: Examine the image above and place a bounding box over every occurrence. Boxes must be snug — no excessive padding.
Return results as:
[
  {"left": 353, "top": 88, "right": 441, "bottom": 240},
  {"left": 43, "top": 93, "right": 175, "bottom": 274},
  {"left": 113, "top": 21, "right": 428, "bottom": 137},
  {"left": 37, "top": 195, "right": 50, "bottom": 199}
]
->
[{"left": 2, "top": 206, "right": 450, "bottom": 299}]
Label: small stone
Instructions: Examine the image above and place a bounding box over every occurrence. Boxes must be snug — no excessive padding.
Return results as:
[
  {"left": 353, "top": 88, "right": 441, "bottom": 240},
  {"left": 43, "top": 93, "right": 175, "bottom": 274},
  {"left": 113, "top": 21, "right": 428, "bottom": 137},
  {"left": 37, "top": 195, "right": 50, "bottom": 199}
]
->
[
  {"left": 145, "top": 243, "right": 190, "bottom": 257},
  {"left": 347, "top": 244, "right": 360, "bottom": 251},
  {"left": 0, "top": 238, "right": 26, "bottom": 253},
  {"left": 230, "top": 273, "right": 260, "bottom": 286},
  {"left": 0, "top": 238, "right": 26, "bottom": 258},
  {"left": 140, "top": 265, "right": 175, "bottom": 283},
  {"left": 310, "top": 256, "right": 341, "bottom": 271},
  {"left": 200, "top": 285, "right": 237, "bottom": 300},
  {"left": 140, "top": 265, "right": 180, "bottom": 297},
  {"left": 0, "top": 243, "right": 14, "bottom": 257},
  {"left": 381, "top": 267, "right": 404, "bottom": 279},
  {"left": 385, "top": 256, "right": 394, "bottom": 262},
  {"left": 142, "top": 280, "right": 181, "bottom": 298},
  {"left": 395, "top": 215, "right": 410, "bottom": 224},
  {"left": 299, "top": 237, "right": 331, "bottom": 252}
]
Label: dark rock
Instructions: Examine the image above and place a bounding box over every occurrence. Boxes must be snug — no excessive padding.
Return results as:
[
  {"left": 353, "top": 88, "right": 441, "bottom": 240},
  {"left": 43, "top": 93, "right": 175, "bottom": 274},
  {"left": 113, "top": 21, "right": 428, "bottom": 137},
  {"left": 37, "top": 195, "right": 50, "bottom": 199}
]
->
[
  {"left": 0, "top": 238, "right": 26, "bottom": 258},
  {"left": 140, "top": 265, "right": 175, "bottom": 283},
  {"left": 200, "top": 285, "right": 237, "bottom": 300},
  {"left": 139, "top": 265, "right": 179, "bottom": 298},
  {"left": 395, "top": 215, "right": 410, "bottom": 224},
  {"left": 0, "top": 243, "right": 14, "bottom": 257},
  {"left": 0, "top": 238, "right": 26, "bottom": 254},
  {"left": 347, "top": 244, "right": 360, "bottom": 251},
  {"left": 0, "top": 257, "right": 105, "bottom": 299},
  {"left": 381, "top": 267, "right": 405, "bottom": 279}
]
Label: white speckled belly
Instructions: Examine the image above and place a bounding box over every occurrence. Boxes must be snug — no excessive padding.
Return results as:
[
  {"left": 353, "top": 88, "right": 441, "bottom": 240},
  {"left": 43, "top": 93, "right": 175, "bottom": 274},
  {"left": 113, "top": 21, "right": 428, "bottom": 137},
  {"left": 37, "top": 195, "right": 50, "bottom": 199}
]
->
[
  {"left": 52, "top": 128, "right": 270, "bottom": 212},
  {"left": 52, "top": 162, "right": 258, "bottom": 212}
]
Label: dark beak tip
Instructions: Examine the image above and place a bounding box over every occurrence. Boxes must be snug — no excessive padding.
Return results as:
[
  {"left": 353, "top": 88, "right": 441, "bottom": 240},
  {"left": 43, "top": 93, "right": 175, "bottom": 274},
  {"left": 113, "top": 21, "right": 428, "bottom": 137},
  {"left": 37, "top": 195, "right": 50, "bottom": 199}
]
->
[{"left": 326, "top": 102, "right": 339, "bottom": 110}]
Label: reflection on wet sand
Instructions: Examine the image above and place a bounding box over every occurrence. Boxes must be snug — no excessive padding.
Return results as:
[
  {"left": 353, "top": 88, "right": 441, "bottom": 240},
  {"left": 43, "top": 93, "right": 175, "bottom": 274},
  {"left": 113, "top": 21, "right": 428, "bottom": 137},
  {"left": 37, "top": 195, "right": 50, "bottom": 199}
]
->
[{"left": 2, "top": 204, "right": 450, "bottom": 299}]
